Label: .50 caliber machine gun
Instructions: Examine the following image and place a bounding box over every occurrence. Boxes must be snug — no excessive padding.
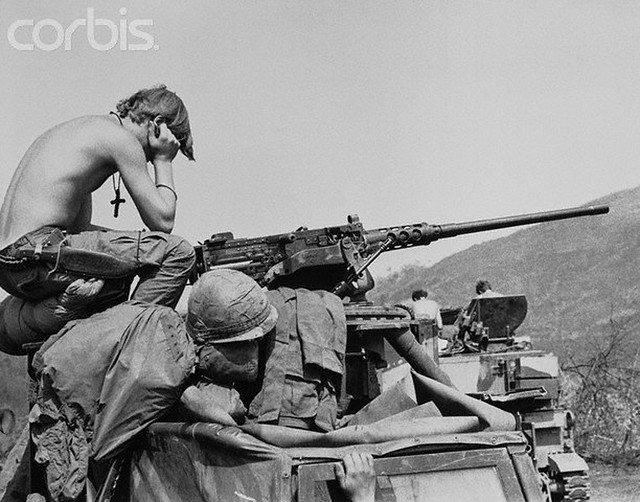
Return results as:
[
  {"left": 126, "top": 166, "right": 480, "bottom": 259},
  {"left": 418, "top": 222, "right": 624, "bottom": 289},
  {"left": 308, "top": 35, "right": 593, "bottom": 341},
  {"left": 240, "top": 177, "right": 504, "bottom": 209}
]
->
[{"left": 194, "top": 204, "right": 609, "bottom": 299}]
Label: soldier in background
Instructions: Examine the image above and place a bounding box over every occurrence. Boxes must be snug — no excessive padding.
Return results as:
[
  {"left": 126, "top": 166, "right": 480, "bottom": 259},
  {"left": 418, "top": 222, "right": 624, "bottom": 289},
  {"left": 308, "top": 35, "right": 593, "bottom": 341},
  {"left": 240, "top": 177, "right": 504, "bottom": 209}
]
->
[
  {"left": 475, "top": 279, "right": 503, "bottom": 298},
  {"left": 411, "top": 289, "right": 443, "bottom": 330},
  {"left": 410, "top": 288, "right": 447, "bottom": 352}
]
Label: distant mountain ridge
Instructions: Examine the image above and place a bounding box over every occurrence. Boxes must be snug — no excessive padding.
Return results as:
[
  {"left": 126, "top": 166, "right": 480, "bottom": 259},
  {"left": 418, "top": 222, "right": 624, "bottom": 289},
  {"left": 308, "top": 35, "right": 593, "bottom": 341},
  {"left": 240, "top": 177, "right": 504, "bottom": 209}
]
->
[{"left": 370, "top": 186, "right": 640, "bottom": 358}]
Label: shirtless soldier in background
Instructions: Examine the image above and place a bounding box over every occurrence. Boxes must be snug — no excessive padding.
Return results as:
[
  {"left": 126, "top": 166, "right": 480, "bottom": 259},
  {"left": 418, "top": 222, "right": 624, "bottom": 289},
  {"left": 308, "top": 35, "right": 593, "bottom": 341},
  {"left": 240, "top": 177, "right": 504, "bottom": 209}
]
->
[{"left": 0, "top": 85, "right": 196, "bottom": 337}]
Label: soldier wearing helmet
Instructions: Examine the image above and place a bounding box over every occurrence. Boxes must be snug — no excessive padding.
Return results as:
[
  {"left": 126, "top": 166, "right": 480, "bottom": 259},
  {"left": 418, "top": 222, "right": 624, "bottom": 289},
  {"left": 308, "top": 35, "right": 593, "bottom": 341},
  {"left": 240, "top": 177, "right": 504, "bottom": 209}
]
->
[
  {"left": 180, "top": 268, "right": 347, "bottom": 432},
  {"left": 186, "top": 269, "right": 279, "bottom": 385}
]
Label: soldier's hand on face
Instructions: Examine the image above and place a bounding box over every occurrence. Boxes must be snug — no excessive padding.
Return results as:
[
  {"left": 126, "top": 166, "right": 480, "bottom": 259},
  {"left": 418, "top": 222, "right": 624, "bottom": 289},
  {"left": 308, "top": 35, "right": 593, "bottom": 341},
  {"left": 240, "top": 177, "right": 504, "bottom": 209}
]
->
[{"left": 148, "top": 121, "right": 180, "bottom": 162}]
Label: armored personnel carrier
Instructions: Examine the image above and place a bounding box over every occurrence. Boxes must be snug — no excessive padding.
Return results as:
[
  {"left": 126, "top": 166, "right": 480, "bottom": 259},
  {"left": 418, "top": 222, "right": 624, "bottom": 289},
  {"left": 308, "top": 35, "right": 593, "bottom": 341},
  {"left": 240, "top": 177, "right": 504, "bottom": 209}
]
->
[{"left": 436, "top": 294, "right": 589, "bottom": 501}]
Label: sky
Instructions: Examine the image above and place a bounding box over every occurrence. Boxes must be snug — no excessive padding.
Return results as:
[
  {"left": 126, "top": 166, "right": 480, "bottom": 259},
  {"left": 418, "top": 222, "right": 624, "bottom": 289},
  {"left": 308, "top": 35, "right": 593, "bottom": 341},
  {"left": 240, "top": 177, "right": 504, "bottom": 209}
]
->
[{"left": 1, "top": 0, "right": 640, "bottom": 279}]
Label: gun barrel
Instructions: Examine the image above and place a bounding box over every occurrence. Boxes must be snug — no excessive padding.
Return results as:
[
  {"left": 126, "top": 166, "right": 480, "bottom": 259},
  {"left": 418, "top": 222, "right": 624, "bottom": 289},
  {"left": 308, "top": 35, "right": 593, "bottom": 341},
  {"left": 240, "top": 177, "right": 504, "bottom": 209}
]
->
[
  {"left": 436, "top": 204, "right": 609, "bottom": 240},
  {"left": 364, "top": 204, "right": 609, "bottom": 248}
]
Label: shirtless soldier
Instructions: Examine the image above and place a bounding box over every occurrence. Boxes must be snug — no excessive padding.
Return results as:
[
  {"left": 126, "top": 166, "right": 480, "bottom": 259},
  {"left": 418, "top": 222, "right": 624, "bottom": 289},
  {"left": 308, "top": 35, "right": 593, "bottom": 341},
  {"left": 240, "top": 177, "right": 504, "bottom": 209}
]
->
[{"left": 0, "top": 84, "right": 195, "bottom": 315}]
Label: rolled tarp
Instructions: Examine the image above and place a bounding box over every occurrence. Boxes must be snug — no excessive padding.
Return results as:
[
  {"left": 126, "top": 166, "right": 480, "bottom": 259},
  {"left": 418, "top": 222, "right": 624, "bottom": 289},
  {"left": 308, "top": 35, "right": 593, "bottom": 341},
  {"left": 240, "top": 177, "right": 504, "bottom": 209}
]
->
[{"left": 241, "top": 416, "right": 480, "bottom": 448}]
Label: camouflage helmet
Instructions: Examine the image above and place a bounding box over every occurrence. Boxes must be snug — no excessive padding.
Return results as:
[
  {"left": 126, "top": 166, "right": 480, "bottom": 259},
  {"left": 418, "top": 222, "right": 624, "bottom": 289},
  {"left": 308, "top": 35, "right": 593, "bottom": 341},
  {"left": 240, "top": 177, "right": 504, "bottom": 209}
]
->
[{"left": 186, "top": 269, "right": 277, "bottom": 344}]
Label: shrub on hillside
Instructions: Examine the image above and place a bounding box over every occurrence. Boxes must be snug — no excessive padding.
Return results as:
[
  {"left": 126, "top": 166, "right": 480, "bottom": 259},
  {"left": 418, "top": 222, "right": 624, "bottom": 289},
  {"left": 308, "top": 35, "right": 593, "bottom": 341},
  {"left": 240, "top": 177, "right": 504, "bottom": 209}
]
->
[{"left": 562, "top": 317, "right": 640, "bottom": 466}]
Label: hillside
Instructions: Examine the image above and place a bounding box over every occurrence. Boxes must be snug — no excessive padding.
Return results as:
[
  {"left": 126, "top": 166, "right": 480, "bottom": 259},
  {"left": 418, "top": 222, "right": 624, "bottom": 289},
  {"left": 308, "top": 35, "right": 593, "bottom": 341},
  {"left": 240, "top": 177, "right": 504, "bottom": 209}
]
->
[{"left": 371, "top": 186, "right": 640, "bottom": 359}]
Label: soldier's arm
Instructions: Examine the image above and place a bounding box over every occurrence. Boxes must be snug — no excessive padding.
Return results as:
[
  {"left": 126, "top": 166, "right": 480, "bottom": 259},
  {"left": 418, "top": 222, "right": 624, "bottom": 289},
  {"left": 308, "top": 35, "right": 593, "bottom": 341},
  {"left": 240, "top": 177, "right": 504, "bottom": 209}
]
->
[{"left": 107, "top": 124, "right": 179, "bottom": 233}]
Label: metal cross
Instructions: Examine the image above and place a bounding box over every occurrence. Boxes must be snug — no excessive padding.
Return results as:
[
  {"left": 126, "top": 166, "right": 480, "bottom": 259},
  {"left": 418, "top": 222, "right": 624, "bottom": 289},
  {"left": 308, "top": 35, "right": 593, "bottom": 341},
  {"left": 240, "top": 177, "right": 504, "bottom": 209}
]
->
[{"left": 110, "top": 188, "right": 126, "bottom": 218}]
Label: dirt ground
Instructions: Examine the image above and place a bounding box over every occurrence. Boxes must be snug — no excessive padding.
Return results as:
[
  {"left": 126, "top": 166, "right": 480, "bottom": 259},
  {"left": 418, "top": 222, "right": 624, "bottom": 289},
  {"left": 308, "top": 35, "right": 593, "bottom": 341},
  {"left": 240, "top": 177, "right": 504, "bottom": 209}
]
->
[{"left": 589, "top": 461, "right": 640, "bottom": 502}]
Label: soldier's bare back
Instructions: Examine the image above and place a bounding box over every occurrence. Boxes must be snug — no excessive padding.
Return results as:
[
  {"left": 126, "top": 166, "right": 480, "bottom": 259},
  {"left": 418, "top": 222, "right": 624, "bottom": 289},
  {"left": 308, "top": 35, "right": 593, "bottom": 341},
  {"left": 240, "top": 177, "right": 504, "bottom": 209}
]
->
[{"left": 0, "top": 112, "right": 181, "bottom": 251}]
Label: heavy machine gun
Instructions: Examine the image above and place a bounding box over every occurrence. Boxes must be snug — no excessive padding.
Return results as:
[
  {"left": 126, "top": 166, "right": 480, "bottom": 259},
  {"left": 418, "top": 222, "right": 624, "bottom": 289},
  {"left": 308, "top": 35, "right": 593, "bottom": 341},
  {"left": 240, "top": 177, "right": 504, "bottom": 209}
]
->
[{"left": 194, "top": 204, "right": 609, "bottom": 299}]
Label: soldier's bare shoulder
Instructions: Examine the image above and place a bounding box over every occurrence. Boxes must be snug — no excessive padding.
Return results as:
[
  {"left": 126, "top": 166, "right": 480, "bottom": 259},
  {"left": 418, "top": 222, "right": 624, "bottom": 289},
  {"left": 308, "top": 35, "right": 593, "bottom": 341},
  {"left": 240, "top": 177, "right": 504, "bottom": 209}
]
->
[{"left": 49, "top": 115, "right": 135, "bottom": 144}]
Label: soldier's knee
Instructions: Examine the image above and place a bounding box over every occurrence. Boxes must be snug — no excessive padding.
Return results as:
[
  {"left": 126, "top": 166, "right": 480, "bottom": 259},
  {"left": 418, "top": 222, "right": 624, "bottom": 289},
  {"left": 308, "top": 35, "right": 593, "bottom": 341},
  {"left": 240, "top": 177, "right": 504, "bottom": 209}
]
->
[{"left": 167, "top": 235, "right": 196, "bottom": 270}]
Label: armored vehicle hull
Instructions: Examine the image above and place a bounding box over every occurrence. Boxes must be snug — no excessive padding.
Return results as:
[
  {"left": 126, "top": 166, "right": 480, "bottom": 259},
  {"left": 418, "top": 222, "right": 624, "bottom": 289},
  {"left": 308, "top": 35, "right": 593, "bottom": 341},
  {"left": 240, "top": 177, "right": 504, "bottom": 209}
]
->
[{"left": 122, "top": 365, "right": 545, "bottom": 502}]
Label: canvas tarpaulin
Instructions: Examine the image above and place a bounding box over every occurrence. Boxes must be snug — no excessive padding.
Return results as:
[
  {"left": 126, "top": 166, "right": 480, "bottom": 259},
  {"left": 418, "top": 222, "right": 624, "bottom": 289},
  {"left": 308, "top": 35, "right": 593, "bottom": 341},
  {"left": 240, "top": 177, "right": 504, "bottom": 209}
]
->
[
  {"left": 130, "top": 423, "right": 292, "bottom": 502},
  {"left": 29, "top": 301, "right": 195, "bottom": 501}
]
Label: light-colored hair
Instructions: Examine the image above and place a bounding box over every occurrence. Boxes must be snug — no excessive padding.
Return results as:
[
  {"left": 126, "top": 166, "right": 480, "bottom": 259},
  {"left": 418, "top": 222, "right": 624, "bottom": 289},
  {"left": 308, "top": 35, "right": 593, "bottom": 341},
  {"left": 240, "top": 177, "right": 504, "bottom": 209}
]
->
[{"left": 116, "top": 84, "right": 194, "bottom": 160}]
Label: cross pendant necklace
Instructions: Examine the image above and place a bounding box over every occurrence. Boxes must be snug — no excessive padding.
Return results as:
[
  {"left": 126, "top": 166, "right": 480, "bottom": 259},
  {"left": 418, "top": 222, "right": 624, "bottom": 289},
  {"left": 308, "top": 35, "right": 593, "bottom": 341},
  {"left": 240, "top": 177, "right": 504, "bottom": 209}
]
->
[
  {"left": 111, "top": 173, "right": 126, "bottom": 218},
  {"left": 109, "top": 111, "right": 126, "bottom": 218}
]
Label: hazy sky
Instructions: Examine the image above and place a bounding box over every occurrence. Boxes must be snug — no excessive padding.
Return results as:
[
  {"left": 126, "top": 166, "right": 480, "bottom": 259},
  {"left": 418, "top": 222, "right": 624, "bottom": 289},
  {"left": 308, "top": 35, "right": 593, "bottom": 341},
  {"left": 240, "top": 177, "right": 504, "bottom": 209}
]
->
[{"left": 1, "top": 0, "right": 640, "bottom": 278}]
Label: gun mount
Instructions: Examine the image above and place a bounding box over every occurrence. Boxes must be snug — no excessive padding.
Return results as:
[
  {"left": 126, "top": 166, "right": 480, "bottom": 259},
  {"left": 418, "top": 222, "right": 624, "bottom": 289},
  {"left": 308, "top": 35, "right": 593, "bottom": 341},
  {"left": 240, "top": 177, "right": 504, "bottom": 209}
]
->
[{"left": 194, "top": 204, "right": 609, "bottom": 299}]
